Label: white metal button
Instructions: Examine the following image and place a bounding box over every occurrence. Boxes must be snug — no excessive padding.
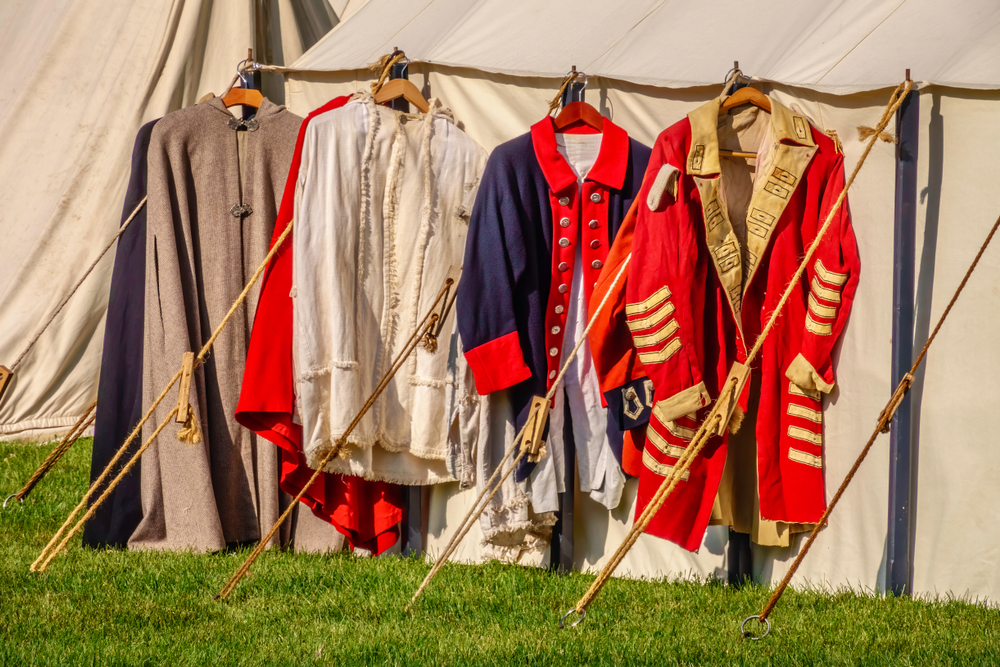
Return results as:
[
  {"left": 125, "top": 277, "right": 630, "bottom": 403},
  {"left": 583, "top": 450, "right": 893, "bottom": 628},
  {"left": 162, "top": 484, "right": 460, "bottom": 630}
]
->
[
  {"left": 551, "top": 326, "right": 561, "bottom": 335},
  {"left": 588, "top": 220, "right": 599, "bottom": 229},
  {"left": 549, "top": 370, "right": 557, "bottom": 379},
  {"left": 559, "top": 238, "right": 570, "bottom": 248},
  {"left": 558, "top": 196, "right": 570, "bottom": 206},
  {"left": 558, "top": 284, "right": 568, "bottom": 293},
  {"left": 590, "top": 193, "right": 602, "bottom": 203},
  {"left": 592, "top": 260, "right": 603, "bottom": 270},
  {"left": 590, "top": 239, "right": 601, "bottom": 249},
  {"left": 559, "top": 217, "right": 571, "bottom": 228},
  {"left": 549, "top": 347, "right": 559, "bottom": 356},
  {"left": 558, "top": 262, "right": 569, "bottom": 271},
  {"left": 555, "top": 305, "right": 565, "bottom": 314}
]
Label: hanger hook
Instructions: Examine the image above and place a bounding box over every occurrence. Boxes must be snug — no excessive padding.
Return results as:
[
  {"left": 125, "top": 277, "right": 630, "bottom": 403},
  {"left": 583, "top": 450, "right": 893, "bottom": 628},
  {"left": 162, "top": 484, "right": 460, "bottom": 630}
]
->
[
  {"left": 564, "top": 69, "right": 588, "bottom": 91},
  {"left": 236, "top": 58, "right": 254, "bottom": 87}
]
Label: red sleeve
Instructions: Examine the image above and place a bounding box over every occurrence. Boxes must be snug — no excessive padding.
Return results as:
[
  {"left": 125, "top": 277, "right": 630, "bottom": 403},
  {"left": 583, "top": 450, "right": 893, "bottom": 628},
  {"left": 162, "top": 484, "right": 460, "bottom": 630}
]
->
[
  {"left": 626, "top": 130, "right": 711, "bottom": 424},
  {"left": 785, "top": 152, "right": 861, "bottom": 394},
  {"left": 589, "top": 196, "right": 647, "bottom": 397}
]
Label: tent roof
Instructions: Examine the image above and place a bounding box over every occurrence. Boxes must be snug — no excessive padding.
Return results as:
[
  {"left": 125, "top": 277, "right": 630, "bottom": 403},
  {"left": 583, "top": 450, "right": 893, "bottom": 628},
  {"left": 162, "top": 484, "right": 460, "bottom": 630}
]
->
[{"left": 289, "top": 0, "right": 1000, "bottom": 93}]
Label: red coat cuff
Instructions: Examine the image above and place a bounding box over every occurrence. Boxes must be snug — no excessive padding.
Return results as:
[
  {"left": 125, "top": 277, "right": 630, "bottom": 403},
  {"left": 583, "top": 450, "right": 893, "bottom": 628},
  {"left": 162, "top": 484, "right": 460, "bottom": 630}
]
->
[{"left": 464, "top": 331, "right": 532, "bottom": 394}]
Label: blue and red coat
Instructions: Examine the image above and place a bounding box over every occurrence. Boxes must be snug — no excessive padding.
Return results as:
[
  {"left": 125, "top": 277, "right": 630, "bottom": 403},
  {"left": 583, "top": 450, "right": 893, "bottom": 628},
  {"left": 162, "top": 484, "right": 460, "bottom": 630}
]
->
[{"left": 457, "top": 116, "right": 651, "bottom": 474}]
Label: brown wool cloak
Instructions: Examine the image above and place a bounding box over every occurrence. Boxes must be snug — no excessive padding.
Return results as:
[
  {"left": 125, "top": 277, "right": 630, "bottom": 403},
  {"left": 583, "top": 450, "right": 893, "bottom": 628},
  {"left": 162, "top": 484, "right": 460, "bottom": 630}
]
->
[{"left": 129, "top": 97, "right": 343, "bottom": 553}]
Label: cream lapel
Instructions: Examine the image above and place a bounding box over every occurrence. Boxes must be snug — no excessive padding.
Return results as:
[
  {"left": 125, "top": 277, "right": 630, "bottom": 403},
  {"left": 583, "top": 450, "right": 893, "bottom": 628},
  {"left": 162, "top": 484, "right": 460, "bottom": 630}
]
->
[
  {"left": 687, "top": 98, "right": 745, "bottom": 323},
  {"left": 742, "top": 100, "right": 818, "bottom": 295}
]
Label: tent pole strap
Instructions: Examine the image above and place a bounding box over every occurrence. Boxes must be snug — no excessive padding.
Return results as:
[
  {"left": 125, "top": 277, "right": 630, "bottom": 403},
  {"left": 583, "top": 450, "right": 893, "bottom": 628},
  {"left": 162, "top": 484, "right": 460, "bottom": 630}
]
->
[{"left": 887, "top": 74, "right": 919, "bottom": 597}]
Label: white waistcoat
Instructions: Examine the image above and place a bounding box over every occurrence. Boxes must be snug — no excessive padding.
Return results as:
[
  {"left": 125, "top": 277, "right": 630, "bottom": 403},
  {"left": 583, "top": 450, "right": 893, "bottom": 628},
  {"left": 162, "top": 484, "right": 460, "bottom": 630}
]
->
[{"left": 294, "top": 94, "right": 488, "bottom": 485}]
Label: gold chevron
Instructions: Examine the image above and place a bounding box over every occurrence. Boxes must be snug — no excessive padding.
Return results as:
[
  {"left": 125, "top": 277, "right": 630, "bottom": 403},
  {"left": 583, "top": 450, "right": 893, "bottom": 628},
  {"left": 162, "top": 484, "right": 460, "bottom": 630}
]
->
[
  {"left": 633, "top": 319, "right": 679, "bottom": 348},
  {"left": 647, "top": 427, "right": 687, "bottom": 458},
  {"left": 811, "top": 277, "right": 842, "bottom": 303},
  {"left": 815, "top": 259, "right": 848, "bottom": 286},
  {"left": 627, "top": 301, "right": 675, "bottom": 331},
  {"left": 626, "top": 285, "right": 672, "bottom": 316},
  {"left": 805, "top": 313, "right": 833, "bottom": 336},
  {"left": 788, "top": 448, "right": 823, "bottom": 468},
  {"left": 665, "top": 418, "right": 696, "bottom": 441},
  {"left": 638, "top": 338, "right": 682, "bottom": 365},
  {"left": 787, "top": 403, "right": 822, "bottom": 423},
  {"left": 808, "top": 293, "right": 838, "bottom": 319},
  {"left": 788, "top": 425, "right": 823, "bottom": 446},
  {"left": 788, "top": 381, "right": 820, "bottom": 401},
  {"left": 643, "top": 449, "right": 690, "bottom": 480}
]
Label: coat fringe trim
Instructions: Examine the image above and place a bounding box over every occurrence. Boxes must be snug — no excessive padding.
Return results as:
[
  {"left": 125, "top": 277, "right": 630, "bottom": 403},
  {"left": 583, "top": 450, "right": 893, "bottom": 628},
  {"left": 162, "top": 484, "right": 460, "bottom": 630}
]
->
[
  {"left": 297, "top": 360, "right": 360, "bottom": 380},
  {"left": 356, "top": 95, "right": 380, "bottom": 350},
  {"left": 407, "top": 108, "right": 440, "bottom": 381}
]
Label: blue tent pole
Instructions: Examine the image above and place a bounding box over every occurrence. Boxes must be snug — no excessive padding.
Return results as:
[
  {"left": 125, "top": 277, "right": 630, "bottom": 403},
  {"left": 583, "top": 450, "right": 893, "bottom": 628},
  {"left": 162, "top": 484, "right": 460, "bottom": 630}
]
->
[{"left": 887, "top": 71, "right": 919, "bottom": 596}]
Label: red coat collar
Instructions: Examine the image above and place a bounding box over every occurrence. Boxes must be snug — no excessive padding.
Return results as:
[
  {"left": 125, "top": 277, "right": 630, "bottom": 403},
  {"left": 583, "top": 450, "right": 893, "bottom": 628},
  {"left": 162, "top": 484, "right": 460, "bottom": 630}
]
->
[{"left": 529, "top": 116, "right": 630, "bottom": 193}]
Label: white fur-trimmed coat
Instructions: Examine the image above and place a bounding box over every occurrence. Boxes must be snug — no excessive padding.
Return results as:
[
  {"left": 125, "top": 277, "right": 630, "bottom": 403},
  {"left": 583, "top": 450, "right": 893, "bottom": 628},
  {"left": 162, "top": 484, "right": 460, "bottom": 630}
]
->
[{"left": 293, "top": 93, "right": 488, "bottom": 485}]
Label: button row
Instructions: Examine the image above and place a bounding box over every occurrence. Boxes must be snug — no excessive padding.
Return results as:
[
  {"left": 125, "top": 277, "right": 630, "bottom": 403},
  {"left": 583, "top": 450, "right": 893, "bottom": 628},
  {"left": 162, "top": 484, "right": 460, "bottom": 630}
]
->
[
  {"left": 557, "top": 192, "right": 603, "bottom": 206},
  {"left": 558, "top": 237, "right": 601, "bottom": 249}
]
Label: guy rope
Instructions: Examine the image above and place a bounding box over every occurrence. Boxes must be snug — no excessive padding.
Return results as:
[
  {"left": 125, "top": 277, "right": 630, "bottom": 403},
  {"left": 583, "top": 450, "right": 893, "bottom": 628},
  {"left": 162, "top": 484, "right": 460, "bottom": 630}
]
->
[
  {"left": 215, "top": 273, "right": 459, "bottom": 601},
  {"left": 0, "top": 197, "right": 147, "bottom": 404},
  {"left": 4, "top": 401, "right": 96, "bottom": 508},
  {"left": 406, "top": 252, "right": 633, "bottom": 611},
  {"left": 31, "top": 213, "right": 296, "bottom": 572},
  {"left": 739, "top": 209, "right": 1000, "bottom": 640},
  {"left": 558, "top": 79, "right": 914, "bottom": 629}
]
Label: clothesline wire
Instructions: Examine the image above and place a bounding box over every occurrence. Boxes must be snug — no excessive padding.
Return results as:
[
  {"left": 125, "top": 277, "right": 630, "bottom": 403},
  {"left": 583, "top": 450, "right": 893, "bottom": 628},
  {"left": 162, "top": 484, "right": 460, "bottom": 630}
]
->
[
  {"left": 406, "top": 250, "right": 635, "bottom": 610},
  {"left": 214, "top": 275, "right": 455, "bottom": 601},
  {"left": 7, "top": 197, "right": 147, "bottom": 377},
  {"left": 560, "top": 78, "right": 914, "bottom": 627}
]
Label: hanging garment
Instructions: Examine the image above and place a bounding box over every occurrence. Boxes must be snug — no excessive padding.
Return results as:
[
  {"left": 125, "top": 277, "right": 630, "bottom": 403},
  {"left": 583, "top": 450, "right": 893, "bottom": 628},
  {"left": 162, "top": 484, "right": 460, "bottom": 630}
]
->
[
  {"left": 293, "top": 93, "right": 488, "bottom": 486},
  {"left": 590, "top": 96, "right": 860, "bottom": 551},
  {"left": 83, "top": 119, "right": 158, "bottom": 549},
  {"left": 130, "top": 97, "right": 343, "bottom": 552},
  {"left": 236, "top": 96, "right": 403, "bottom": 556},
  {"left": 457, "top": 117, "right": 650, "bottom": 550}
]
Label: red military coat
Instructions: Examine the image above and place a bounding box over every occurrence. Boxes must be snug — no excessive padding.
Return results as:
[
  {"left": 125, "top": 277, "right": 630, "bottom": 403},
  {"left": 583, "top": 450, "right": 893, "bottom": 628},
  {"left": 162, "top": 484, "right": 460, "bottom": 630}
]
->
[
  {"left": 235, "top": 96, "right": 403, "bottom": 555},
  {"left": 589, "top": 96, "right": 860, "bottom": 551}
]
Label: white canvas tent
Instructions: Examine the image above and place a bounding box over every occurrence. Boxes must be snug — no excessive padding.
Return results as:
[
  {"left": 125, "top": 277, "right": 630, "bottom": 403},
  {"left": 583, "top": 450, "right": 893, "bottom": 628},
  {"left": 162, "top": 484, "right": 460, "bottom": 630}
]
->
[
  {"left": 275, "top": 0, "right": 1000, "bottom": 601},
  {"left": 3, "top": 0, "right": 1000, "bottom": 602},
  {"left": 0, "top": 0, "right": 362, "bottom": 440}
]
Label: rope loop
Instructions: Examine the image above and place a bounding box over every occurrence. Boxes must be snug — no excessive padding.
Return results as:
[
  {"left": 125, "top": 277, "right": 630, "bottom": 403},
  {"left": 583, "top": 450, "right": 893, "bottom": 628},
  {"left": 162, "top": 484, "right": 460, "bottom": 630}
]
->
[
  {"left": 547, "top": 71, "right": 580, "bottom": 115},
  {"left": 740, "top": 615, "right": 771, "bottom": 641},
  {"left": 370, "top": 51, "right": 407, "bottom": 95},
  {"left": 559, "top": 608, "right": 587, "bottom": 629}
]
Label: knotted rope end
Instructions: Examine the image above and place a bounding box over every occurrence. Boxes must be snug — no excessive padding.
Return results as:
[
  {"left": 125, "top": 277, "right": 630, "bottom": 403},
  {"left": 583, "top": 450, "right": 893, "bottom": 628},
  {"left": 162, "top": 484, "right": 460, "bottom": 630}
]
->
[
  {"left": 177, "top": 411, "right": 203, "bottom": 444},
  {"left": 857, "top": 125, "right": 896, "bottom": 144},
  {"left": 727, "top": 404, "right": 745, "bottom": 435}
]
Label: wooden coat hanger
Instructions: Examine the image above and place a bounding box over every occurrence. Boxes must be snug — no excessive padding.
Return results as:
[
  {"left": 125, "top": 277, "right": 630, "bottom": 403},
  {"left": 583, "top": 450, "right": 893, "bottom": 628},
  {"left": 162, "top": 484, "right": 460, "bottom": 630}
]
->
[
  {"left": 553, "top": 101, "right": 603, "bottom": 132},
  {"left": 222, "top": 50, "right": 263, "bottom": 110},
  {"left": 373, "top": 49, "right": 430, "bottom": 113},
  {"left": 552, "top": 68, "right": 603, "bottom": 133},
  {"left": 374, "top": 78, "right": 430, "bottom": 113},
  {"left": 720, "top": 86, "right": 771, "bottom": 114},
  {"left": 719, "top": 62, "right": 770, "bottom": 158}
]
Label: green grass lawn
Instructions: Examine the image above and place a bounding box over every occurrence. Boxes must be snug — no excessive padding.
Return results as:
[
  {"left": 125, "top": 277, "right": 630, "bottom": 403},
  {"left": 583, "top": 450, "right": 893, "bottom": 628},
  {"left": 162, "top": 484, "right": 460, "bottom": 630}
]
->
[{"left": 1, "top": 438, "right": 998, "bottom": 666}]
